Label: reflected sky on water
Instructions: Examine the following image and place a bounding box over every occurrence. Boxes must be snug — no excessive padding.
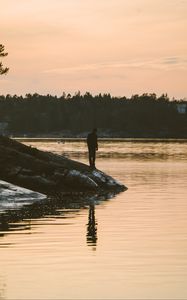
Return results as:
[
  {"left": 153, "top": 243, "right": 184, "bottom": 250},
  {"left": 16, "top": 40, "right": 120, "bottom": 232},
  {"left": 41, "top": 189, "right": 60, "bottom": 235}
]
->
[
  {"left": 19, "top": 138, "right": 187, "bottom": 161},
  {"left": 0, "top": 139, "right": 187, "bottom": 299}
]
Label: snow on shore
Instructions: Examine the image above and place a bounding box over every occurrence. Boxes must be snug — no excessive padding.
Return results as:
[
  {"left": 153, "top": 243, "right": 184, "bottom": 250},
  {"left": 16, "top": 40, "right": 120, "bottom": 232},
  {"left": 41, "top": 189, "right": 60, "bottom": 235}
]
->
[{"left": 0, "top": 180, "right": 46, "bottom": 211}]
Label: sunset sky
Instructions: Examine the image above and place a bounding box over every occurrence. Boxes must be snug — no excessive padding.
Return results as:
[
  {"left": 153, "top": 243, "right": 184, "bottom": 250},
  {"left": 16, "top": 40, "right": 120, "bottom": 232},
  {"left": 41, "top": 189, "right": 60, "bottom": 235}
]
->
[{"left": 1, "top": 0, "right": 187, "bottom": 98}]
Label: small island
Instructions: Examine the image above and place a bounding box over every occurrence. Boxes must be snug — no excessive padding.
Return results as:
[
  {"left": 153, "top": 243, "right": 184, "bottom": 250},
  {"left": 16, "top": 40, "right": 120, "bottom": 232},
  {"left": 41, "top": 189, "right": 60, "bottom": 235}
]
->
[{"left": 0, "top": 135, "right": 127, "bottom": 216}]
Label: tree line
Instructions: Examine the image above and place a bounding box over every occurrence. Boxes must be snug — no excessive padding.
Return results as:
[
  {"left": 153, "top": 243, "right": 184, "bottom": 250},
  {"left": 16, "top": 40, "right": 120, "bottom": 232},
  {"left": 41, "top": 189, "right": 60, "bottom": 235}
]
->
[
  {"left": 1, "top": 44, "right": 186, "bottom": 137},
  {"left": 0, "top": 92, "right": 187, "bottom": 137}
]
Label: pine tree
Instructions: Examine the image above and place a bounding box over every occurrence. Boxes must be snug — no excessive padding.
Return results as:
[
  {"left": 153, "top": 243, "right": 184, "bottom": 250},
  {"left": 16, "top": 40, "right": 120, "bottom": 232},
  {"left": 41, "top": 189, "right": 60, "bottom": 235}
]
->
[{"left": 0, "top": 44, "right": 9, "bottom": 75}]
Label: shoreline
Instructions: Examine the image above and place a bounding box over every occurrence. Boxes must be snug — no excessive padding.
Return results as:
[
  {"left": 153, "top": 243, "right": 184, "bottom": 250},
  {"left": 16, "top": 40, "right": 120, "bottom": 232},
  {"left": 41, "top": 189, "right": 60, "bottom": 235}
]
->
[
  {"left": 13, "top": 137, "right": 187, "bottom": 143},
  {"left": 0, "top": 136, "right": 127, "bottom": 223}
]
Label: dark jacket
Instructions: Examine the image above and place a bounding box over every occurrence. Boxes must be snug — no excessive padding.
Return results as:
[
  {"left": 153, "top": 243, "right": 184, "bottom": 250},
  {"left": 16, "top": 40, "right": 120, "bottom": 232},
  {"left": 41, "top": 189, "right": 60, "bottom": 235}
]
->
[{"left": 87, "top": 132, "right": 98, "bottom": 150}]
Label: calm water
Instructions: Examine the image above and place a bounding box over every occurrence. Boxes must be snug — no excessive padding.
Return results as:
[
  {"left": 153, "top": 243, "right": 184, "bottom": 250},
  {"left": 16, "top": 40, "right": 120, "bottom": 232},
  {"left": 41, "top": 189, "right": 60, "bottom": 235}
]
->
[{"left": 1, "top": 139, "right": 187, "bottom": 299}]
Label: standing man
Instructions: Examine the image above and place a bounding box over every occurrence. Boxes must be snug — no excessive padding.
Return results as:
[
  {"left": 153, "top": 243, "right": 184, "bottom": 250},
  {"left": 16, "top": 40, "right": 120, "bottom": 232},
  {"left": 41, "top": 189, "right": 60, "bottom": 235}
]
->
[{"left": 87, "top": 128, "right": 98, "bottom": 168}]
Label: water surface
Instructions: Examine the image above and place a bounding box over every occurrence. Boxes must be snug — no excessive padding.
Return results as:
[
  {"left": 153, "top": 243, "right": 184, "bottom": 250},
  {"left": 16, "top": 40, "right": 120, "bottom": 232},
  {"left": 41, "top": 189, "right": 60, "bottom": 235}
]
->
[{"left": 0, "top": 139, "right": 187, "bottom": 299}]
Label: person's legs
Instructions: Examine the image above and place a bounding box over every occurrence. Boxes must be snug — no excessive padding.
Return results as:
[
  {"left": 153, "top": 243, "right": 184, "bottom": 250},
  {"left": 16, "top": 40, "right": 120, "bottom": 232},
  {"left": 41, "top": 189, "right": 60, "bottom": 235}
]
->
[
  {"left": 92, "top": 150, "right": 96, "bottom": 167},
  {"left": 88, "top": 147, "right": 93, "bottom": 166},
  {"left": 89, "top": 151, "right": 92, "bottom": 166},
  {"left": 88, "top": 148, "right": 96, "bottom": 167}
]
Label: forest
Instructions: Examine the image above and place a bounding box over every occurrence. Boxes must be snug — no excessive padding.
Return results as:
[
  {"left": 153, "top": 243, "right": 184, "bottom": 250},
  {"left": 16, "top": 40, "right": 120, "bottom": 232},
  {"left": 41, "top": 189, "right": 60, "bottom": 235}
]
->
[{"left": 0, "top": 92, "right": 187, "bottom": 138}]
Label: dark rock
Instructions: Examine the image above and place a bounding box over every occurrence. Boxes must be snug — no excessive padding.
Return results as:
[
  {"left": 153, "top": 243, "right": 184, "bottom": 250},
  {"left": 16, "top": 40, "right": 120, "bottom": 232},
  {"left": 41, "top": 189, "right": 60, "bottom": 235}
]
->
[{"left": 0, "top": 135, "right": 127, "bottom": 196}]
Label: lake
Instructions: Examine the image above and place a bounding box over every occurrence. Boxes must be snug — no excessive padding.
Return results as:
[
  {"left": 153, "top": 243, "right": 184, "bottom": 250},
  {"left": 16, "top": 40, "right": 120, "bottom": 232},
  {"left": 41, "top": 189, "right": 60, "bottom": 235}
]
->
[{"left": 0, "top": 139, "right": 187, "bottom": 299}]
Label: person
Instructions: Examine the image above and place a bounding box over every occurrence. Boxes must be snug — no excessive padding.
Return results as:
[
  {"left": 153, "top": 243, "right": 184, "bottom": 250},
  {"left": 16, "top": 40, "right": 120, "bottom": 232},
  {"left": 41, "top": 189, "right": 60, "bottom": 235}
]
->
[
  {"left": 86, "top": 203, "right": 97, "bottom": 246},
  {"left": 87, "top": 128, "right": 98, "bottom": 168}
]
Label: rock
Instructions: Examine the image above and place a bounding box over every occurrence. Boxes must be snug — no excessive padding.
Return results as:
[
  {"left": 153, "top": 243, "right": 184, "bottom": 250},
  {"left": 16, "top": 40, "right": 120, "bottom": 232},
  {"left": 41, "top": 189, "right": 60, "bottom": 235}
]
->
[
  {"left": 0, "top": 180, "right": 46, "bottom": 211},
  {"left": 91, "top": 169, "right": 124, "bottom": 188},
  {"left": 0, "top": 135, "right": 127, "bottom": 195},
  {"left": 66, "top": 170, "right": 98, "bottom": 189}
]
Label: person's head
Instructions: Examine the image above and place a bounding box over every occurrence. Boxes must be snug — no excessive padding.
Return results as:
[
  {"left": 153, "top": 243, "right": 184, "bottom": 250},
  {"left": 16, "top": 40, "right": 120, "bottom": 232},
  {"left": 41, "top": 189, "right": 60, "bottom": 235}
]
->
[{"left": 93, "top": 128, "right": 97, "bottom": 133}]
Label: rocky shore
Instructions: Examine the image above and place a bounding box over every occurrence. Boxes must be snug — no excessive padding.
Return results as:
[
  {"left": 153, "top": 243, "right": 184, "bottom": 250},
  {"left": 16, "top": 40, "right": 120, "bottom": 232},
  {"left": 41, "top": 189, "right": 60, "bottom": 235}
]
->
[
  {"left": 0, "top": 180, "right": 46, "bottom": 211},
  {"left": 0, "top": 135, "right": 127, "bottom": 218}
]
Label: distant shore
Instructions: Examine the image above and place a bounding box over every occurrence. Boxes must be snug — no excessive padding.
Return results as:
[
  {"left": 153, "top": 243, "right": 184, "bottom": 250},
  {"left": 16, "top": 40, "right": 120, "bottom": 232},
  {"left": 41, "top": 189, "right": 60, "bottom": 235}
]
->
[
  {"left": 8, "top": 128, "right": 187, "bottom": 140},
  {"left": 13, "top": 137, "right": 187, "bottom": 143}
]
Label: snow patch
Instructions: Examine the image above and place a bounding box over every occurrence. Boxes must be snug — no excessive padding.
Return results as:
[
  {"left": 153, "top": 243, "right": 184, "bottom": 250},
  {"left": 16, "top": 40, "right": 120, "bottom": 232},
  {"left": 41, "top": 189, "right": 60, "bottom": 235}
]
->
[
  {"left": 68, "top": 170, "right": 98, "bottom": 188},
  {"left": 92, "top": 170, "right": 124, "bottom": 187},
  {"left": 92, "top": 170, "right": 106, "bottom": 183},
  {"left": 0, "top": 180, "right": 46, "bottom": 211}
]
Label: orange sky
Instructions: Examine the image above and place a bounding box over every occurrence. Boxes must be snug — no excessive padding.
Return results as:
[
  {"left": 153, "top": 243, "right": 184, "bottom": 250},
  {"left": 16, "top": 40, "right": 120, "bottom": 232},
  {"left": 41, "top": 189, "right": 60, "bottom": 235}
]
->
[{"left": 0, "top": 0, "right": 187, "bottom": 98}]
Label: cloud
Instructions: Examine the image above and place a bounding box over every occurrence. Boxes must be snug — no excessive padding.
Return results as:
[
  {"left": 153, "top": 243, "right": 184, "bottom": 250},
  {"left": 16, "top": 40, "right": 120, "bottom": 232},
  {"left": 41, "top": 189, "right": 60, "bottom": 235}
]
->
[
  {"left": 162, "top": 57, "right": 180, "bottom": 64},
  {"left": 159, "top": 57, "right": 187, "bottom": 70},
  {"left": 43, "top": 56, "right": 187, "bottom": 75}
]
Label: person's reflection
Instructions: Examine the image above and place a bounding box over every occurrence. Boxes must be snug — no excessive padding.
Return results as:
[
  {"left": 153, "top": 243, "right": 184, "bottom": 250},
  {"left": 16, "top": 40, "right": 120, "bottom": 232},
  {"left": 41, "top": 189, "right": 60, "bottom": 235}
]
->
[{"left": 86, "top": 203, "right": 97, "bottom": 248}]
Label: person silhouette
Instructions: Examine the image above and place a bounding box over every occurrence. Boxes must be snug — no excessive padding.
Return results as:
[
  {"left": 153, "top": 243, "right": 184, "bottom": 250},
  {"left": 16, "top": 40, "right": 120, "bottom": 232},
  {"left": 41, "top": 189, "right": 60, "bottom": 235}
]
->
[
  {"left": 86, "top": 203, "right": 97, "bottom": 246},
  {"left": 87, "top": 128, "right": 98, "bottom": 168}
]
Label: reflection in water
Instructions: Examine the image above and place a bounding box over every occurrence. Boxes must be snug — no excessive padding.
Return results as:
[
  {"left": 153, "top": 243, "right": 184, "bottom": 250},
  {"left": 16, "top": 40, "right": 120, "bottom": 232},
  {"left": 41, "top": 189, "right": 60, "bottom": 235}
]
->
[
  {"left": 0, "top": 190, "right": 117, "bottom": 245},
  {"left": 0, "top": 215, "right": 9, "bottom": 232},
  {"left": 86, "top": 204, "right": 97, "bottom": 248},
  {"left": 1, "top": 140, "right": 187, "bottom": 299},
  {"left": 22, "top": 138, "right": 187, "bottom": 162},
  {"left": 0, "top": 198, "right": 99, "bottom": 251},
  {"left": 0, "top": 212, "right": 32, "bottom": 238}
]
